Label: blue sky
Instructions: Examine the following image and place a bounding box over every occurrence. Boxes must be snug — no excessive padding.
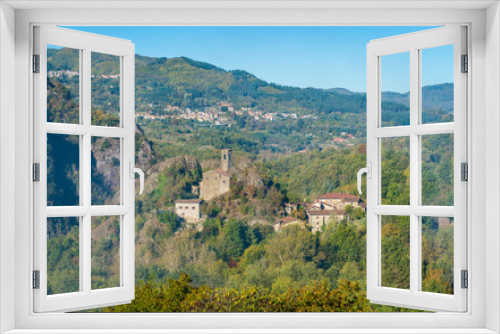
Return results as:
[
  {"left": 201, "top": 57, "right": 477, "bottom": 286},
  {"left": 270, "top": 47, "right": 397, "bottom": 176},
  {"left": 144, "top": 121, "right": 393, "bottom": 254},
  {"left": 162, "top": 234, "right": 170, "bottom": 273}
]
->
[{"left": 68, "top": 26, "right": 452, "bottom": 93}]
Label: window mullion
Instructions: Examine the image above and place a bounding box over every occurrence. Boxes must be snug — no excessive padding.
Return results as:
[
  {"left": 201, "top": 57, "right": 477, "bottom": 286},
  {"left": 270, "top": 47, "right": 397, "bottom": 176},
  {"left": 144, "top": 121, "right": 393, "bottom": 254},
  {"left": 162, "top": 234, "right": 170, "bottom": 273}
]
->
[
  {"left": 409, "top": 47, "right": 420, "bottom": 294},
  {"left": 77, "top": 48, "right": 84, "bottom": 292},
  {"left": 82, "top": 47, "right": 92, "bottom": 294}
]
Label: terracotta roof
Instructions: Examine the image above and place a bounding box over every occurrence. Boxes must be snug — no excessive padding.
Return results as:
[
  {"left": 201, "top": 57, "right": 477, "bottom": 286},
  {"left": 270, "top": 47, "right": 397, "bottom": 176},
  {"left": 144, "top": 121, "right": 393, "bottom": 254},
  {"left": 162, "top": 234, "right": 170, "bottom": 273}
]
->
[
  {"left": 273, "top": 216, "right": 298, "bottom": 225},
  {"left": 318, "top": 192, "right": 359, "bottom": 201},
  {"left": 335, "top": 209, "right": 346, "bottom": 215},
  {"left": 214, "top": 168, "right": 230, "bottom": 176},
  {"left": 175, "top": 199, "right": 202, "bottom": 204}
]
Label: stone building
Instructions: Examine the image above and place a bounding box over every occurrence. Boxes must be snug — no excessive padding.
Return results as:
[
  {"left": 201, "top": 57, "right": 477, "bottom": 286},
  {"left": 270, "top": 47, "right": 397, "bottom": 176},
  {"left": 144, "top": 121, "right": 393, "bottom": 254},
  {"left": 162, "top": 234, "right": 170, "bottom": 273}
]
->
[
  {"left": 200, "top": 149, "right": 232, "bottom": 201},
  {"left": 438, "top": 217, "right": 453, "bottom": 227},
  {"left": 308, "top": 209, "right": 346, "bottom": 233},
  {"left": 317, "top": 192, "right": 361, "bottom": 209},
  {"left": 284, "top": 203, "right": 298, "bottom": 215},
  {"left": 273, "top": 216, "right": 301, "bottom": 232},
  {"left": 221, "top": 148, "right": 232, "bottom": 172},
  {"left": 305, "top": 200, "right": 334, "bottom": 212},
  {"left": 174, "top": 199, "right": 202, "bottom": 223}
]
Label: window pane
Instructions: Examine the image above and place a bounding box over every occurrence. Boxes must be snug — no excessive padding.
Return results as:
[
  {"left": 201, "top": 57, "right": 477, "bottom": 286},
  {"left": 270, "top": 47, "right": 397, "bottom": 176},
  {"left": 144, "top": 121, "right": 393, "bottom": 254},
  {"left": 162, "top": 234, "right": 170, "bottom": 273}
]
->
[
  {"left": 91, "top": 52, "right": 120, "bottom": 127},
  {"left": 47, "top": 217, "right": 80, "bottom": 295},
  {"left": 91, "top": 137, "right": 120, "bottom": 205},
  {"left": 381, "top": 52, "right": 410, "bottom": 127},
  {"left": 47, "top": 45, "right": 80, "bottom": 124},
  {"left": 421, "top": 217, "right": 454, "bottom": 295},
  {"left": 47, "top": 134, "right": 80, "bottom": 206},
  {"left": 421, "top": 45, "right": 454, "bottom": 124},
  {"left": 91, "top": 216, "right": 121, "bottom": 290},
  {"left": 381, "top": 137, "right": 410, "bottom": 205},
  {"left": 421, "top": 134, "right": 454, "bottom": 206},
  {"left": 381, "top": 215, "right": 410, "bottom": 290}
]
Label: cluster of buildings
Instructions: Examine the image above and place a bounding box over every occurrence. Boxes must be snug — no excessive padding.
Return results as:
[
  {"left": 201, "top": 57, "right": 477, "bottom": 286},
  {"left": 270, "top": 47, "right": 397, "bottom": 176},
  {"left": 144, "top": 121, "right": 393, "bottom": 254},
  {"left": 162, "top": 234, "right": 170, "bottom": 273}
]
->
[
  {"left": 175, "top": 110, "right": 231, "bottom": 124},
  {"left": 235, "top": 109, "right": 316, "bottom": 122},
  {"left": 92, "top": 74, "right": 120, "bottom": 79},
  {"left": 333, "top": 132, "right": 356, "bottom": 143},
  {"left": 274, "top": 192, "right": 366, "bottom": 233},
  {"left": 136, "top": 104, "right": 315, "bottom": 125},
  {"left": 136, "top": 109, "right": 231, "bottom": 124},
  {"left": 48, "top": 70, "right": 120, "bottom": 80},
  {"left": 174, "top": 149, "right": 365, "bottom": 234},
  {"left": 48, "top": 70, "right": 79, "bottom": 78}
]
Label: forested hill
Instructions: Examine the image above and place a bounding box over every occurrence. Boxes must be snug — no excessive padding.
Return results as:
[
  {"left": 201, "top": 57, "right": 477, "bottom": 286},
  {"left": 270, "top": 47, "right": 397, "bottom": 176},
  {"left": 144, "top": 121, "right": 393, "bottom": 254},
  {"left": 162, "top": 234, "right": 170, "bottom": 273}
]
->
[
  {"left": 48, "top": 47, "right": 453, "bottom": 128},
  {"left": 381, "top": 83, "right": 453, "bottom": 113},
  {"left": 134, "top": 55, "right": 369, "bottom": 116},
  {"left": 49, "top": 49, "right": 396, "bottom": 122},
  {"left": 137, "top": 56, "right": 452, "bottom": 122}
]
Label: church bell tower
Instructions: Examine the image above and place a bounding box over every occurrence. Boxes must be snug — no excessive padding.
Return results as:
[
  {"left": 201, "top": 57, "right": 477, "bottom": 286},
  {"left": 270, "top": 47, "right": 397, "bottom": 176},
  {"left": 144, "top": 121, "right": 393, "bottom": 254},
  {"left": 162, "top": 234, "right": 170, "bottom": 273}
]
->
[{"left": 221, "top": 149, "right": 232, "bottom": 172}]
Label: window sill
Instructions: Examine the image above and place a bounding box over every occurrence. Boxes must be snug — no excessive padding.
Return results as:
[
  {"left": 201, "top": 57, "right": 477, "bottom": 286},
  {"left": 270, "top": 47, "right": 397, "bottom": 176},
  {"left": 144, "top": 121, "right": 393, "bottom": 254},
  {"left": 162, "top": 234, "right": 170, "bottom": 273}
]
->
[{"left": 4, "top": 329, "right": 497, "bottom": 334}]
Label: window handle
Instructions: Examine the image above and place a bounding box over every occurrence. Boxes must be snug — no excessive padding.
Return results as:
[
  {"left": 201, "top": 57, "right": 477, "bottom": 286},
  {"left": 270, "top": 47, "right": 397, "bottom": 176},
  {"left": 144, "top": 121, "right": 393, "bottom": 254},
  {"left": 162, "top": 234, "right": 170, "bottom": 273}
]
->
[
  {"left": 357, "top": 162, "right": 371, "bottom": 195},
  {"left": 129, "top": 162, "right": 144, "bottom": 195}
]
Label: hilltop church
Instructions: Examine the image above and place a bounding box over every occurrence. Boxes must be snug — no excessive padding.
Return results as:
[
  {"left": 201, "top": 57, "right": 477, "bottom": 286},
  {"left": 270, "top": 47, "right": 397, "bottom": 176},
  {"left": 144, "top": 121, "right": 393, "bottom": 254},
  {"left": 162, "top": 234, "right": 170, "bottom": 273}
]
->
[{"left": 199, "top": 149, "right": 232, "bottom": 200}]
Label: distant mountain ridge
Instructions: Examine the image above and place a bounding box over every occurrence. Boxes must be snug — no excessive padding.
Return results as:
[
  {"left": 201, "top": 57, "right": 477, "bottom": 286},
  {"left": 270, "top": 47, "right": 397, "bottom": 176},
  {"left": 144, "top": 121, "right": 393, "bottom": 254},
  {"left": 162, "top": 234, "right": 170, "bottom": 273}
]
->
[
  {"left": 326, "top": 84, "right": 453, "bottom": 114},
  {"left": 48, "top": 48, "right": 453, "bottom": 125},
  {"left": 381, "top": 83, "right": 453, "bottom": 113}
]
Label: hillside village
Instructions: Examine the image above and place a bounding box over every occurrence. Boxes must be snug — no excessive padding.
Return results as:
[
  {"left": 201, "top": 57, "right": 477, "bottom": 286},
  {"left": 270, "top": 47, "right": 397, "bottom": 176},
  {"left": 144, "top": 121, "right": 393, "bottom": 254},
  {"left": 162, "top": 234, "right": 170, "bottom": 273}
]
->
[
  {"left": 136, "top": 106, "right": 358, "bottom": 147},
  {"left": 175, "top": 149, "right": 365, "bottom": 234},
  {"left": 136, "top": 105, "right": 319, "bottom": 126}
]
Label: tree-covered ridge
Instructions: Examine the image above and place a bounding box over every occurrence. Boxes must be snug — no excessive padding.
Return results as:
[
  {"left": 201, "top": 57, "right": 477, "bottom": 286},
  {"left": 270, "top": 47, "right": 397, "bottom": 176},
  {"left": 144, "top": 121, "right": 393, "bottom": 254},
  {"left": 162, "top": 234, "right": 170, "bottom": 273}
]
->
[
  {"left": 47, "top": 48, "right": 454, "bottom": 131},
  {"left": 95, "top": 274, "right": 374, "bottom": 312},
  {"left": 381, "top": 85, "right": 453, "bottom": 124},
  {"left": 258, "top": 147, "right": 367, "bottom": 202}
]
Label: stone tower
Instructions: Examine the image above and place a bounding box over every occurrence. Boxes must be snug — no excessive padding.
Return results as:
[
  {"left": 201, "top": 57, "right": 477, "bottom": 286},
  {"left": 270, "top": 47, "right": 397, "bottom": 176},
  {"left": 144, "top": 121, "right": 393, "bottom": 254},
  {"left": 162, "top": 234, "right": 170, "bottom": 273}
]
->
[{"left": 221, "top": 149, "right": 232, "bottom": 172}]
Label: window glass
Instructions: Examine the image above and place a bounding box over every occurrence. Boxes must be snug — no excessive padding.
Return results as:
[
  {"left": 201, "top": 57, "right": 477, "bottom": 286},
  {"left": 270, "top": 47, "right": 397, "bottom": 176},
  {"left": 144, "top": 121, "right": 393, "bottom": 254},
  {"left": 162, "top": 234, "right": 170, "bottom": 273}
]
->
[
  {"left": 381, "top": 215, "right": 410, "bottom": 289},
  {"left": 422, "top": 134, "right": 454, "bottom": 206},
  {"left": 421, "top": 45, "right": 454, "bottom": 124},
  {"left": 47, "top": 217, "right": 80, "bottom": 295},
  {"left": 91, "top": 52, "right": 120, "bottom": 127},
  {"left": 381, "top": 137, "right": 410, "bottom": 205},
  {"left": 91, "top": 137, "right": 121, "bottom": 205},
  {"left": 381, "top": 52, "right": 410, "bottom": 127},
  {"left": 421, "top": 217, "right": 454, "bottom": 295},
  {"left": 92, "top": 216, "right": 121, "bottom": 289},
  {"left": 47, "top": 45, "right": 80, "bottom": 124},
  {"left": 47, "top": 134, "right": 80, "bottom": 206}
]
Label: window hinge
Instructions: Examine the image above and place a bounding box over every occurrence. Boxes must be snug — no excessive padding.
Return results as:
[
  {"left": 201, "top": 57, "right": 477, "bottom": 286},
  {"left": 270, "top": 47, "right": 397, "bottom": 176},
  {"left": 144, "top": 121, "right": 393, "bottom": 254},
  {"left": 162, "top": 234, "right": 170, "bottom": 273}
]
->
[
  {"left": 32, "top": 270, "right": 40, "bottom": 289},
  {"left": 461, "top": 270, "right": 468, "bottom": 289},
  {"left": 33, "top": 163, "right": 40, "bottom": 182},
  {"left": 461, "top": 162, "right": 468, "bottom": 182},
  {"left": 33, "top": 54, "right": 40, "bottom": 73},
  {"left": 461, "top": 54, "right": 468, "bottom": 73}
]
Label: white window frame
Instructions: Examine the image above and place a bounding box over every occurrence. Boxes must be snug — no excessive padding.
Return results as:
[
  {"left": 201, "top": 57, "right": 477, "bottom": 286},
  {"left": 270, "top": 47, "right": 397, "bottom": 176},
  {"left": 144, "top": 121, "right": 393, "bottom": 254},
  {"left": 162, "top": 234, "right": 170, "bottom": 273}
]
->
[
  {"left": 366, "top": 26, "right": 468, "bottom": 312},
  {"left": 33, "top": 26, "right": 136, "bottom": 313},
  {"left": 0, "top": 1, "right": 498, "bottom": 333}
]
